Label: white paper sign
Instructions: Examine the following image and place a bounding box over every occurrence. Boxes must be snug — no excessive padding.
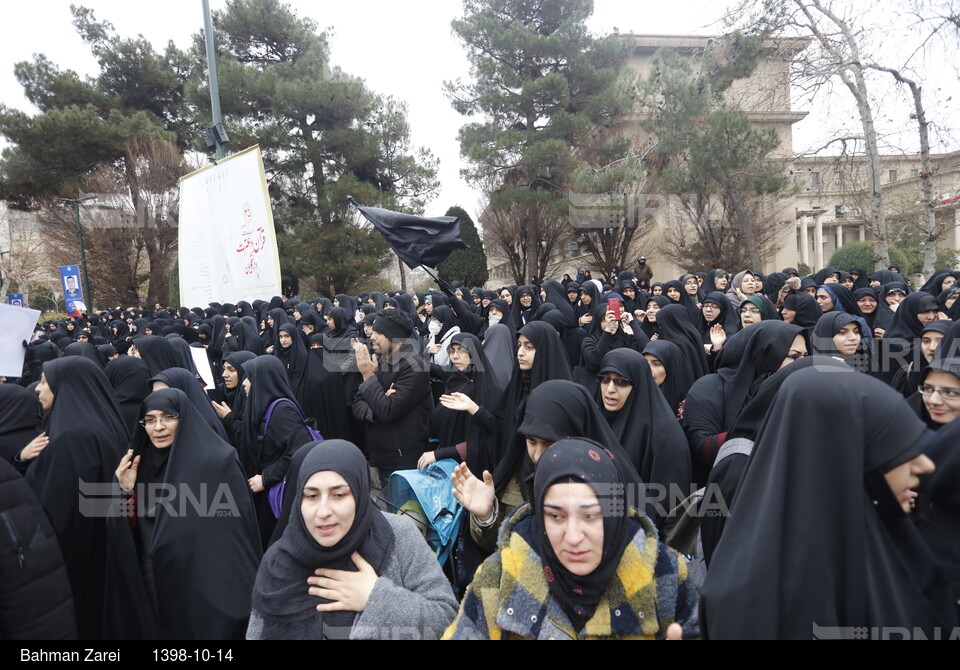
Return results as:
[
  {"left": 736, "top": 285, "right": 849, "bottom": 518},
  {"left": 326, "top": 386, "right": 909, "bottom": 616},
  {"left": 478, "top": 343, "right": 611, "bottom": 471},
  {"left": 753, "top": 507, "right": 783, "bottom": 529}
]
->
[
  {"left": 178, "top": 145, "right": 283, "bottom": 307},
  {"left": 189, "top": 346, "right": 216, "bottom": 390},
  {"left": 0, "top": 303, "right": 41, "bottom": 377}
]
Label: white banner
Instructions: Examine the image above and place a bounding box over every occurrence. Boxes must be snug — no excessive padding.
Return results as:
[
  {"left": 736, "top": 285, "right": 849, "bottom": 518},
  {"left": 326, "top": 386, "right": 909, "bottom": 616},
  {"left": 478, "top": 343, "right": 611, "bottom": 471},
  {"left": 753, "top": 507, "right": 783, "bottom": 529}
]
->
[
  {"left": 178, "top": 145, "right": 282, "bottom": 307},
  {"left": 0, "top": 303, "right": 41, "bottom": 377}
]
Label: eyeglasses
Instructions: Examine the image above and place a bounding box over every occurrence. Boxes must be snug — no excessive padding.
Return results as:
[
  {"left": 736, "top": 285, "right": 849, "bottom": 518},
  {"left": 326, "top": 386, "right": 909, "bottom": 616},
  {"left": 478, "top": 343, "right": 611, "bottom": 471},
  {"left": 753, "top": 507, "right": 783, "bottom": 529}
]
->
[
  {"left": 739, "top": 307, "right": 761, "bottom": 315},
  {"left": 140, "top": 414, "right": 179, "bottom": 428},
  {"left": 784, "top": 351, "right": 810, "bottom": 361},
  {"left": 597, "top": 375, "right": 632, "bottom": 388},
  {"left": 918, "top": 385, "right": 960, "bottom": 400}
]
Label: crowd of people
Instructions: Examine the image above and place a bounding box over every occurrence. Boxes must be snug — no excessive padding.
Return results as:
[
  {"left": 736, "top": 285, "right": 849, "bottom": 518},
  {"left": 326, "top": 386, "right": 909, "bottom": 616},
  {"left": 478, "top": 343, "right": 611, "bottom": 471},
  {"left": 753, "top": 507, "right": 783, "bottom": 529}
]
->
[{"left": 2, "top": 261, "right": 959, "bottom": 640}]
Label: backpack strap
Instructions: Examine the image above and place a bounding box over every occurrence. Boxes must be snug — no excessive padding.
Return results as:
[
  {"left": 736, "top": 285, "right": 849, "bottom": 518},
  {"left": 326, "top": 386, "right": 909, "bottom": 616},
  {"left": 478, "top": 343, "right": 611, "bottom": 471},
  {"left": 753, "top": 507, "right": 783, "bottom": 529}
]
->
[
  {"left": 713, "top": 437, "right": 753, "bottom": 468},
  {"left": 262, "top": 398, "right": 316, "bottom": 438}
]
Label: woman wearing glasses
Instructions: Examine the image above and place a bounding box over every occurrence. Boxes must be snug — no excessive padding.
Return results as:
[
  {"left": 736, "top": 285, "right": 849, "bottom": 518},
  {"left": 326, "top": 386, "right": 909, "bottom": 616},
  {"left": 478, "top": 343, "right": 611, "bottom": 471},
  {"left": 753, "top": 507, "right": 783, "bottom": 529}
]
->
[
  {"left": 111, "top": 388, "right": 261, "bottom": 639},
  {"left": 913, "top": 356, "right": 960, "bottom": 428},
  {"left": 595, "top": 349, "right": 692, "bottom": 530}
]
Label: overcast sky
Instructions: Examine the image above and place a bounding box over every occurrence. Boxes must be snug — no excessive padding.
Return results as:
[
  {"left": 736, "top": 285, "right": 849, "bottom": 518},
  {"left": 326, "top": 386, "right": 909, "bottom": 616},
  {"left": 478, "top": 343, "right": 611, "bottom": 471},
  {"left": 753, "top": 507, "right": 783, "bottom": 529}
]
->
[{"left": 1, "top": 1, "right": 956, "bottom": 221}]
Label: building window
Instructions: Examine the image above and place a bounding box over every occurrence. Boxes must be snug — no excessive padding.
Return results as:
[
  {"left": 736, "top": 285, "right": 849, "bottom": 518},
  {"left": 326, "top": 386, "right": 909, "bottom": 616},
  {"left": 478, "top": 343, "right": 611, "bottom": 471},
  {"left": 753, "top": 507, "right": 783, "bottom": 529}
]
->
[
  {"left": 834, "top": 171, "right": 843, "bottom": 185},
  {"left": 810, "top": 171, "right": 820, "bottom": 186},
  {"left": 889, "top": 169, "right": 897, "bottom": 183},
  {"left": 911, "top": 169, "right": 919, "bottom": 178}
]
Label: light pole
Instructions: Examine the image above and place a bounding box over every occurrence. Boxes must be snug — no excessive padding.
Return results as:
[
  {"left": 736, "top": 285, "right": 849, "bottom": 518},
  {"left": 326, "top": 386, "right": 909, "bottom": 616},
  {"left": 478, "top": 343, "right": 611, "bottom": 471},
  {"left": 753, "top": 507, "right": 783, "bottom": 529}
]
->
[{"left": 55, "top": 194, "right": 97, "bottom": 312}]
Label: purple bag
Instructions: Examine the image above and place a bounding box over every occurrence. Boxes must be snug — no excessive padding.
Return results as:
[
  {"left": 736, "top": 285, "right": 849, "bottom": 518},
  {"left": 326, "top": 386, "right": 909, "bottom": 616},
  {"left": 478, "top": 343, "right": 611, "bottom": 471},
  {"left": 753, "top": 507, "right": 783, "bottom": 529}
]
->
[{"left": 263, "top": 398, "right": 323, "bottom": 518}]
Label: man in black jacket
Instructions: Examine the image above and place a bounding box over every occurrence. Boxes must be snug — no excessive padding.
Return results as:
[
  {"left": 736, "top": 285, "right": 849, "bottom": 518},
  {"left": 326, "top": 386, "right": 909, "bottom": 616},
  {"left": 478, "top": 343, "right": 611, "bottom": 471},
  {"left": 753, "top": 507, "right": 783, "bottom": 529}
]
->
[{"left": 352, "top": 310, "right": 432, "bottom": 490}]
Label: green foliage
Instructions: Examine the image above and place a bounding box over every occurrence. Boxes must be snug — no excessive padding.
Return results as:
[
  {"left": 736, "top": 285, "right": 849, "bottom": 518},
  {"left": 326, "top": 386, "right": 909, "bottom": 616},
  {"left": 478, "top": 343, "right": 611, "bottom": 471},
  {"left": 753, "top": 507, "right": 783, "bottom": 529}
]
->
[
  {"left": 640, "top": 38, "right": 793, "bottom": 271},
  {"left": 437, "top": 206, "right": 488, "bottom": 287},
  {"left": 829, "top": 242, "right": 910, "bottom": 275},
  {"left": 889, "top": 227, "right": 960, "bottom": 277},
  {"left": 0, "top": 5, "right": 189, "bottom": 205},
  {"left": 447, "top": 0, "right": 633, "bottom": 279},
  {"left": 189, "top": 0, "right": 439, "bottom": 295},
  {"left": 797, "top": 261, "right": 812, "bottom": 276}
]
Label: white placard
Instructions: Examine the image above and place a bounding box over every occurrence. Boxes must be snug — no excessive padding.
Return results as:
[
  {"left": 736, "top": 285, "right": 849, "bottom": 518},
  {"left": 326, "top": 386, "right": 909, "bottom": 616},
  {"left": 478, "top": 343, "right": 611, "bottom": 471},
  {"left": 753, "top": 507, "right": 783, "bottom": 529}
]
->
[
  {"left": 189, "top": 346, "right": 216, "bottom": 391},
  {"left": 0, "top": 303, "right": 41, "bottom": 377},
  {"left": 178, "top": 145, "right": 283, "bottom": 307}
]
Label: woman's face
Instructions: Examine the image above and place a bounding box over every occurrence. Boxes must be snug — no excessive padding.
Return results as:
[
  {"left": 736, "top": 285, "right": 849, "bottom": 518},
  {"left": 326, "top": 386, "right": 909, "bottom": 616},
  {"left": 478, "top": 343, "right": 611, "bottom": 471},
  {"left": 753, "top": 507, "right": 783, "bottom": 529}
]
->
[
  {"left": 921, "top": 331, "right": 945, "bottom": 363},
  {"left": 824, "top": 273, "right": 839, "bottom": 284},
  {"left": 363, "top": 323, "right": 374, "bottom": 338},
  {"left": 579, "top": 291, "right": 592, "bottom": 306},
  {"left": 279, "top": 331, "right": 293, "bottom": 349},
  {"left": 488, "top": 305, "right": 503, "bottom": 319},
  {"left": 942, "top": 275, "right": 957, "bottom": 291},
  {"left": 643, "top": 354, "right": 666, "bottom": 386},
  {"left": 481, "top": 297, "right": 491, "bottom": 308},
  {"left": 886, "top": 290, "right": 906, "bottom": 306},
  {"left": 857, "top": 295, "right": 878, "bottom": 314},
  {"left": 567, "top": 291, "right": 578, "bottom": 303},
  {"left": 666, "top": 286, "right": 681, "bottom": 302},
  {"left": 833, "top": 323, "right": 861, "bottom": 356},
  {"left": 841, "top": 277, "right": 854, "bottom": 290},
  {"left": 325, "top": 315, "right": 335, "bottom": 330},
  {"left": 780, "top": 306, "right": 796, "bottom": 324},
  {"left": 815, "top": 290, "right": 835, "bottom": 312},
  {"left": 517, "top": 334, "right": 536, "bottom": 370},
  {"left": 778, "top": 335, "right": 808, "bottom": 371},
  {"left": 739, "top": 302, "right": 761, "bottom": 328},
  {"left": 740, "top": 274, "right": 757, "bottom": 295},
  {"left": 883, "top": 453, "right": 935, "bottom": 513},
  {"left": 301, "top": 471, "right": 356, "bottom": 547},
  {"left": 715, "top": 275, "right": 729, "bottom": 291},
  {"left": 242, "top": 377, "right": 252, "bottom": 396},
  {"left": 222, "top": 362, "right": 239, "bottom": 389},
  {"left": 921, "top": 370, "right": 960, "bottom": 425},
  {"left": 702, "top": 302, "right": 721, "bottom": 323},
  {"left": 142, "top": 409, "right": 179, "bottom": 449},
  {"left": 519, "top": 292, "right": 533, "bottom": 307},
  {"left": 683, "top": 277, "right": 699, "bottom": 295},
  {"left": 917, "top": 309, "right": 940, "bottom": 326},
  {"left": 646, "top": 300, "right": 661, "bottom": 323},
  {"left": 803, "top": 286, "right": 817, "bottom": 296},
  {"left": 267, "top": 315, "right": 275, "bottom": 328},
  {"left": 36, "top": 373, "right": 54, "bottom": 411},
  {"left": 543, "top": 482, "right": 604, "bottom": 577},
  {"left": 128, "top": 344, "right": 141, "bottom": 359},
  {"left": 448, "top": 343, "right": 472, "bottom": 372},
  {"left": 652, "top": 285, "right": 663, "bottom": 296},
  {"left": 597, "top": 372, "right": 632, "bottom": 412},
  {"left": 525, "top": 436, "right": 554, "bottom": 464},
  {"left": 500, "top": 290, "right": 513, "bottom": 305}
]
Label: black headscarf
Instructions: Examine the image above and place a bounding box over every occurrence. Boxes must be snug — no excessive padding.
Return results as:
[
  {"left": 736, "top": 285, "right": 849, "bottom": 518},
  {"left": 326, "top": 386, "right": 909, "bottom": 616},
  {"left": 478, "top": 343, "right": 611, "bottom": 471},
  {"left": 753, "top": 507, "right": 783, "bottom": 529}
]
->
[
  {"left": 114, "top": 388, "right": 261, "bottom": 639},
  {"left": 532, "top": 437, "right": 637, "bottom": 633},
  {"left": 485, "top": 298, "right": 517, "bottom": 334},
  {"left": 595, "top": 349, "right": 691, "bottom": 526},
  {"left": 298, "top": 334, "right": 351, "bottom": 442},
  {"left": 239, "top": 356, "right": 302, "bottom": 477},
  {"left": 641, "top": 339, "right": 693, "bottom": 417},
  {"left": 781, "top": 291, "right": 821, "bottom": 335},
  {"left": 222, "top": 350, "right": 258, "bottom": 421},
  {"left": 105, "top": 355, "right": 152, "bottom": 438},
  {"left": 250, "top": 440, "right": 395, "bottom": 639},
  {"left": 135, "top": 336, "right": 187, "bottom": 376},
  {"left": 701, "top": 367, "right": 956, "bottom": 639},
  {"left": 149, "top": 367, "right": 228, "bottom": 440},
  {"left": 477, "top": 321, "right": 572, "bottom": 488},
  {"left": 25, "top": 357, "right": 127, "bottom": 638},
  {"left": 654, "top": 304, "right": 710, "bottom": 380},
  {"left": 274, "top": 323, "right": 308, "bottom": 392},
  {"left": 0, "top": 384, "right": 41, "bottom": 462},
  {"left": 697, "top": 291, "right": 737, "bottom": 344}
]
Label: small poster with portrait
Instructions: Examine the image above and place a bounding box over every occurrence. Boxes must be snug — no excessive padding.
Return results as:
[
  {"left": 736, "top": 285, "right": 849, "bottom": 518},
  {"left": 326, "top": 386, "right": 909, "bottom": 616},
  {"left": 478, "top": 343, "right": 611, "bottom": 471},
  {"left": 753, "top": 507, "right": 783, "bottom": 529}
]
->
[
  {"left": 7, "top": 294, "right": 24, "bottom": 308},
  {"left": 59, "top": 265, "right": 83, "bottom": 301}
]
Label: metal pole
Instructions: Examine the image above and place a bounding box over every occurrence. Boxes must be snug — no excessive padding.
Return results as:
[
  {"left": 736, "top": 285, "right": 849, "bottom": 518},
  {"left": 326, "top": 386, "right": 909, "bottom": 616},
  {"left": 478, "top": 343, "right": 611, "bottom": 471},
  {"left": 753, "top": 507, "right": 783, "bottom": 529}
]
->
[
  {"left": 74, "top": 201, "right": 94, "bottom": 312},
  {"left": 203, "top": 0, "right": 225, "bottom": 159}
]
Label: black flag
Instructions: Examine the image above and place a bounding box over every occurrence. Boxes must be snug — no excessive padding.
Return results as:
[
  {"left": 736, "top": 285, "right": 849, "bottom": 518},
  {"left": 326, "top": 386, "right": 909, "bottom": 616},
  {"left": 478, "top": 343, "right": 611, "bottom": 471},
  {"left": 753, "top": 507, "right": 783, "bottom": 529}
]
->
[{"left": 349, "top": 197, "right": 468, "bottom": 269}]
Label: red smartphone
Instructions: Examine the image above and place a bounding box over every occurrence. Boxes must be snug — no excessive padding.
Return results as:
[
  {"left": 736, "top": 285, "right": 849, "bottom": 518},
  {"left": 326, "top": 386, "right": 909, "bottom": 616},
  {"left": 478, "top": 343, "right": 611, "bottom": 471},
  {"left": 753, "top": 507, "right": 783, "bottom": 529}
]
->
[{"left": 608, "top": 297, "right": 621, "bottom": 321}]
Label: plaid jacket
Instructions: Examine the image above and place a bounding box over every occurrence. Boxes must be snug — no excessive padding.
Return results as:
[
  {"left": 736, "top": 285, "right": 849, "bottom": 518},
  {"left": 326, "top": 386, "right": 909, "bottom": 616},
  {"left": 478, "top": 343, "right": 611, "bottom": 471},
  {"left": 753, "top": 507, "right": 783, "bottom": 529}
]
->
[{"left": 443, "top": 504, "right": 700, "bottom": 640}]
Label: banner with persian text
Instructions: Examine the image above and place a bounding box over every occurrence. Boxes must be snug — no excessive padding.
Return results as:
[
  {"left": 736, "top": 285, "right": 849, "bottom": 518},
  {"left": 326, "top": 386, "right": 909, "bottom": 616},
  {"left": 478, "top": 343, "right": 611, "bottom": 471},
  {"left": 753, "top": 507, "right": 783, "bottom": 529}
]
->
[{"left": 178, "top": 145, "right": 282, "bottom": 306}]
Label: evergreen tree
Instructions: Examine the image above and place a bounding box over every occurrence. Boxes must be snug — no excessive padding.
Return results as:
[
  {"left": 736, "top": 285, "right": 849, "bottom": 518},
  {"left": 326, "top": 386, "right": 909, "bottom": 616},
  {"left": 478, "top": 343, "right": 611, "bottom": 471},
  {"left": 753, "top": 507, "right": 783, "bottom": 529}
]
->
[
  {"left": 640, "top": 38, "right": 794, "bottom": 271},
  {"left": 446, "top": 0, "right": 633, "bottom": 282},
  {"left": 437, "top": 206, "right": 488, "bottom": 287},
  {"left": 190, "top": 0, "right": 439, "bottom": 295}
]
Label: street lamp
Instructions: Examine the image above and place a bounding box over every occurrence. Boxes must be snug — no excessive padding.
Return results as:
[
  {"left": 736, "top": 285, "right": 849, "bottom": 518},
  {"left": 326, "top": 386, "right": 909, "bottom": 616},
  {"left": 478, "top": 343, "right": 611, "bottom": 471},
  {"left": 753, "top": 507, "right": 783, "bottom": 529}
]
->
[{"left": 55, "top": 194, "right": 97, "bottom": 312}]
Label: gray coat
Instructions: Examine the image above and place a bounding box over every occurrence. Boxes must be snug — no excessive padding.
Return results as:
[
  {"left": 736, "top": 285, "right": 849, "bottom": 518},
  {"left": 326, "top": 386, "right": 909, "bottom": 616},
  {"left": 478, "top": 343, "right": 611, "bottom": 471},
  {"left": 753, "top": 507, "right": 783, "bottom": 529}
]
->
[{"left": 247, "top": 513, "right": 457, "bottom": 640}]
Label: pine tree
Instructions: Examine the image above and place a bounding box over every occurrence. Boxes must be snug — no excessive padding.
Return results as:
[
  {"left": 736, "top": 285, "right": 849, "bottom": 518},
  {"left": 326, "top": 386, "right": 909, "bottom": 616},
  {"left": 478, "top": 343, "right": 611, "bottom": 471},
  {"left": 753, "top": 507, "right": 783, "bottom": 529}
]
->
[
  {"left": 437, "top": 206, "right": 488, "bottom": 287},
  {"left": 446, "top": 0, "right": 633, "bottom": 282}
]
